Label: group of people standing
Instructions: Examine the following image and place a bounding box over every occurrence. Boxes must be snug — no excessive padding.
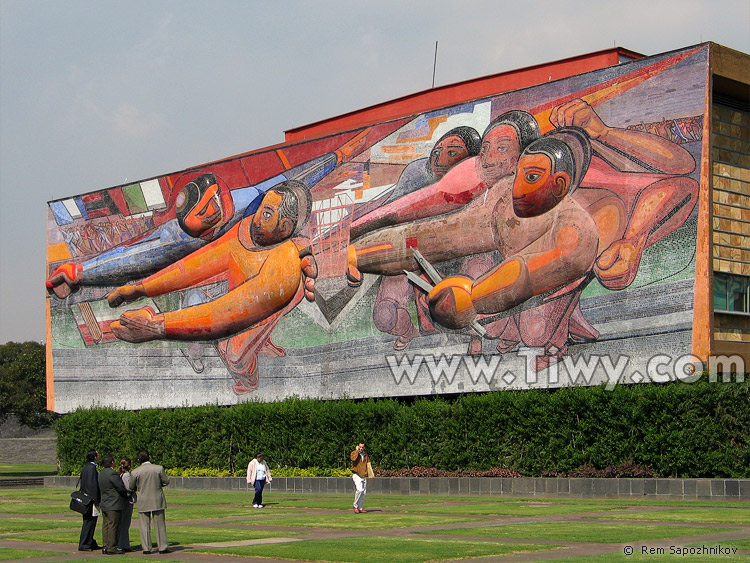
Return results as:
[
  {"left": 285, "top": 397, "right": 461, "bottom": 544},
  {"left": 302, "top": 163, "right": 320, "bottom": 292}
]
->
[
  {"left": 78, "top": 444, "right": 371, "bottom": 554},
  {"left": 77, "top": 449, "right": 170, "bottom": 555}
]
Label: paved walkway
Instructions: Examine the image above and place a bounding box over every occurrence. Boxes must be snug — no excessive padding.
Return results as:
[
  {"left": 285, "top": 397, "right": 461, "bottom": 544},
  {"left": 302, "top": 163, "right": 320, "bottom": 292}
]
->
[{"left": 2, "top": 495, "right": 749, "bottom": 562}]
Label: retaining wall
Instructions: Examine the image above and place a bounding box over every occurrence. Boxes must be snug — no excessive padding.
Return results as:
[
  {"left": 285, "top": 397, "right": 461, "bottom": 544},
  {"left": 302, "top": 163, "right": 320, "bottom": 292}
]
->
[{"left": 46, "top": 475, "right": 750, "bottom": 501}]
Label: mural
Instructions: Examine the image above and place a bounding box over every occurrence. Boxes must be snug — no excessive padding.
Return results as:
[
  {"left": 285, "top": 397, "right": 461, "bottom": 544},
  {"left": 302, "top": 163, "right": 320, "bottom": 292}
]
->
[{"left": 46, "top": 45, "right": 708, "bottom": 412}]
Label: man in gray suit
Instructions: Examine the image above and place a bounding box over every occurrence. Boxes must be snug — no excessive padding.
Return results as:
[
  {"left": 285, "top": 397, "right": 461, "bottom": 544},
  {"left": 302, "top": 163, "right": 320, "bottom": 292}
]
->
[{"left": 129, "top": 450, "right": 171, "bottom": 554}]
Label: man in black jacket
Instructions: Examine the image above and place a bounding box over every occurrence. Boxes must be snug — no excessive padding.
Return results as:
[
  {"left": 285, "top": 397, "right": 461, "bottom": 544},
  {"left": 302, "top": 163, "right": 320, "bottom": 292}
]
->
[
  {"left": 98, "top": 453, "right": 129, "bottom": 554},
  {"left": 78, "top": 450, "right": 101, "bottom": 552}
]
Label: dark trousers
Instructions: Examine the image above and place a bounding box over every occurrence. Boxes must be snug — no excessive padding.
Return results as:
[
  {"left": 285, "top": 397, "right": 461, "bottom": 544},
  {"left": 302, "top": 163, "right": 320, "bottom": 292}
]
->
[
  {"left": 253, "top": 480, "right": 265, "bottom": 505},
  {"left": 78, "top": 512, "right": 98, "bottom": 549},
  {"left": 118, "top": 503, "right": 133, "bottom": 550},
  {"left": 101, "top": 510, "right": 122, "bottom": 551}
]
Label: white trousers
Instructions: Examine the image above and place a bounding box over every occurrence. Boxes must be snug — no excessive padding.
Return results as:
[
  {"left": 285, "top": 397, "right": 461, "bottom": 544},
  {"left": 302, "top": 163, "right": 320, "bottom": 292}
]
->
[{"left": 352, "top": 474, "right": 367, "bottom": 509}]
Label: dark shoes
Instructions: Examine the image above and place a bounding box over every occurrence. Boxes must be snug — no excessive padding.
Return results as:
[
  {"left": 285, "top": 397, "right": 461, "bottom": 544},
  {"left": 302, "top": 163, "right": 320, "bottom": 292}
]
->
[
  {"left": 143, "top": 547, "right": 173, "bottom": 554},
  {"left": 102, "top": 548, "right": 125, "bottom": 555}
]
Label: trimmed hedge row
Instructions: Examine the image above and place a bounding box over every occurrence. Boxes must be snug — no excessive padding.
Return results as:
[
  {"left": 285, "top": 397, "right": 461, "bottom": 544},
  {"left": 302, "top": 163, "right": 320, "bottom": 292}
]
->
[{"left": 55, "top": 380, "right": 750, "bottom": 478}]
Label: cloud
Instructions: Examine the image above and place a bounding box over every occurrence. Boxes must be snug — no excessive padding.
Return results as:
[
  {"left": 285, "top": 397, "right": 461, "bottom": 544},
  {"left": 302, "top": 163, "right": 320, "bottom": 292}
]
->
[{"left": 108, "top": 104, "right": 167, "bottom": 139}]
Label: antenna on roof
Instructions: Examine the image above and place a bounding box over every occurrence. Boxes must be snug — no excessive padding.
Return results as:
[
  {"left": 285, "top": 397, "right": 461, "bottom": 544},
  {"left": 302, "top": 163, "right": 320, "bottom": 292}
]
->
[{"left": 432, "top": 41, "right": 438, "bottom": 88}]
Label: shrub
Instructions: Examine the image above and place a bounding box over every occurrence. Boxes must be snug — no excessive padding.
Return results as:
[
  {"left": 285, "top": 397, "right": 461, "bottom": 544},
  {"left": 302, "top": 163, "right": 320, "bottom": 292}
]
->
[{"left": 56, "top": 379, "right": 750, "bottom": 478}]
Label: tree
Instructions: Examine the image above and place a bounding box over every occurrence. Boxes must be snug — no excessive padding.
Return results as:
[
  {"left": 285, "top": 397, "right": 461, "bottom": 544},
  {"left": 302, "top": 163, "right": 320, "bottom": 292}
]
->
[{"left": 0, "top": 341, "right": 55, "bottom": 428}]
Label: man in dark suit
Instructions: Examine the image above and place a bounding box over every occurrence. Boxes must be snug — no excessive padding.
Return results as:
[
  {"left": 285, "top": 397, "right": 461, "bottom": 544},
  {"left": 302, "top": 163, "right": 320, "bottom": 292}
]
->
[
  {"left": 129, "top": 450, "right": 171, "bottom": 554},
  {"left": 78, "top": 450, "right": 101, "bottom": 552},
  {"left": 97, "top": 453, "right": 128, "bottom": 555}
]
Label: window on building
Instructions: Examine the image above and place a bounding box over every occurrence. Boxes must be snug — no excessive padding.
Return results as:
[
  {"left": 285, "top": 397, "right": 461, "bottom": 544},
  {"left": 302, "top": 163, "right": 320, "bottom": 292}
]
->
[{"left": 714, "top": 272, "right": 750, "bottom": 314}]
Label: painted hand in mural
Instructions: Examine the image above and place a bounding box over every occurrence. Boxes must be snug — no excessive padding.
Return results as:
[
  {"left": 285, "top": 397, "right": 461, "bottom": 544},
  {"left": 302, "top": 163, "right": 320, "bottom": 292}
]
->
[
  {"left": 550, "top": 99, "right": 609, "bottom": 139},
  {"left": 46, "top": 263, "right": 83, "bottom": 299},
  {"left": 110, "top": 307, "right": 165, "bottom": 343},
  {"left": 299, "top": 249, "right": 318, "bottom": 302},
  {"left": 107, "top": 284, "right": 146, "bottom": 308}
]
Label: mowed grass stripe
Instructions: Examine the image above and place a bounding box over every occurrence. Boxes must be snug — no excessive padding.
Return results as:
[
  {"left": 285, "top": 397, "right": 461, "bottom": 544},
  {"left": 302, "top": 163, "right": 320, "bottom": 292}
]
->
[
  {"left": 588, "top": 507, "right": 750, "bottom": 524},
  {"left": 417, "top": 521, "right": 739, "bottom": 543},
  {"left": 197, "top": 536, "right": 563, "bottom": 562}
]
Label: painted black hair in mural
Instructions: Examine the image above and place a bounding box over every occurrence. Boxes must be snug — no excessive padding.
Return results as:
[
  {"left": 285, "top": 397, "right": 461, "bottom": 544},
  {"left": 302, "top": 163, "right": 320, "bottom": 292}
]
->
[
  {"left": 433, "top": 126, "right": 482, "bottom": 157},
  {"left": 483, "top": 110, "right": 541, "bottom": 151},
  {"left": 175, "top": 173, "right": 218, "bottom": 231},
  {"left": 273, "top": 179, "right": 312, "bottom": 236},
  {"left": 528, "top": 126, "right": 592, "bottom": 190}
]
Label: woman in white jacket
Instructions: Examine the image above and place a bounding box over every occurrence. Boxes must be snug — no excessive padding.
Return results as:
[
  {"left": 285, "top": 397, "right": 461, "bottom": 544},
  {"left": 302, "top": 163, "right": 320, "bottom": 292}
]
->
[{"left": 246, "top": 454, "right": 272, "bottom": 508}]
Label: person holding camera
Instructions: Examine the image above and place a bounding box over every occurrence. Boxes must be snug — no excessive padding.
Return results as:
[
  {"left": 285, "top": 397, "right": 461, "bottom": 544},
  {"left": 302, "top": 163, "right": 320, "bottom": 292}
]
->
[{"left": 350, "top": 442, "right": 372, "bottom": 513}]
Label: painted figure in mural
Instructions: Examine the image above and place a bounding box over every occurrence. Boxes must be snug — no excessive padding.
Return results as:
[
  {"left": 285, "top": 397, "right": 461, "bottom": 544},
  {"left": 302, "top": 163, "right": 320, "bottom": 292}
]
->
[
  {"left": 347, "top": 99, "right": 698, "bottom": 366},
  {"left": 45, "top": 132, "right": 369, "bottom": 300},
  {"left": 372, "top": 126, "right": 482, "bottom": 350},
  {"left": 383, "top": 126, "right": 482, "bottom": 205},
  {"left": 351, "top": 128, "right": 598, "bottom": 358},
  {"left": 426, "top": 128, "right": 599, "bottom": 367},
  {"left": 106, "top": 180, "right": 316, "bottom": 393},
  {"left": 348, "top": 111, "right": 541, "bottom": 245},
  {"left": 346, "top": 111, "right": 540, "bottom": 350}
]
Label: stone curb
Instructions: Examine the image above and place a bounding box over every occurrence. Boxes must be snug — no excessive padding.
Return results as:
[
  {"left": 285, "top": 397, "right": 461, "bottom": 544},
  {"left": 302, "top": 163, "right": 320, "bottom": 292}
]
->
[{"left": 46, "top": 475, "right": 750, "bottom": 500}]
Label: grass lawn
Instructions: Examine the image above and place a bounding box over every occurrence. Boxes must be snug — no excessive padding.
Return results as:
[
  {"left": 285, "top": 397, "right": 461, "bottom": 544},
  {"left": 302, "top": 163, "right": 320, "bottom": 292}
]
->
[
  {"left": 0, "top": 464, "right": 57, "bottom": 478},
  {"left": 521, "top": 554, "right": 749, "bottom": 563},
  {"left": 392, "top": 501, "right": 629, "bottom": 516},
  {"left": 0, "top": 518, "right": 78, "bottom": 534},
  {"left": 588, "top": 507, "right": 750, "bottom": 524},
  {"left": 231, "top": 512, "right": 483, "bottom": 530},
  {"left": 0, "top": 546, "right": 64, "bottom": 560},
  {"left": 418, "top": 521, "right": 738, "bottom": 542},
  {"left": 0, "top": 487, "right": 747, "bottom": 562},
  {"left": 197, "top": 536, "right": 560, "bottom": 562},
  {"left": 0, "top": 500, "right": 71, "bottom": 515}
]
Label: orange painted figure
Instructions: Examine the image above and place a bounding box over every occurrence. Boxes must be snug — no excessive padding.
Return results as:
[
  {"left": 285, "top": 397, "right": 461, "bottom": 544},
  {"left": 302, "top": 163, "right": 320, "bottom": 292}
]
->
[{"left": 107, "top": 180, "right": 316, "bottom": 393}]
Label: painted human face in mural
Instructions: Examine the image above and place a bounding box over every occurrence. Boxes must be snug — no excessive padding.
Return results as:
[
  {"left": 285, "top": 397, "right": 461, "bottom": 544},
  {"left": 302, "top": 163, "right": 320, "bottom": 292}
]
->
[
  {"left": 512, "top": 152, "right": 571, "bottom": 218},
  {"left": 478, "top": 125, "right": 521, "bottom": 185},
  {"left": 175, "top": 178, "right": 228, "bottom": 240},
  {"left": 250, "top": 189, "right": 294, "bottom": 247},
  {"left": 429, "top": 135, "right": 470, "bottom": 179}
]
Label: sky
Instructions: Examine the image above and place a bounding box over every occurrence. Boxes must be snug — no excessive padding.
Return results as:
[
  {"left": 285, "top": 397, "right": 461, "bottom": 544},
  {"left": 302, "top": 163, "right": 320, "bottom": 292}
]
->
[{"left": 1, "top": 0, "right": 748, "bottom": 344}]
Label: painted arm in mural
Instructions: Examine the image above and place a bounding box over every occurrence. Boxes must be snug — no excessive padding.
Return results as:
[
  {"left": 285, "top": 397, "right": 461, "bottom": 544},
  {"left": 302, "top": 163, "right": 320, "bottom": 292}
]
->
[
  {"left": 46, "top": 222, "right": 205, "bottom": 299},
  {"left": 109, "top": 240, "right": 303, "bottom": 342},
  {"left": 108, "top": 181, "right": 314, "bottom": 343},
  {"left": 427, "top": 205, "right": 600, "bottom": 330},
  {"left": 349, "top": 157, "right": 487, "bottom": 241},
  {"left": 46, "top": 131, "right": 368, "bottom": 298},
  {"left": 551, "top": 99, "right": 698, "bottom": 290},
  {"left": 550, "top": 99, "right": 695, "bottom": 174}
]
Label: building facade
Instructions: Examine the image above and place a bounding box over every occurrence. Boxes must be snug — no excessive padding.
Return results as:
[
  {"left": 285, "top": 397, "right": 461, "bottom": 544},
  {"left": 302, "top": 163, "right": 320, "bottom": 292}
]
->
[{"left": 45, "top": 43, "right": 749, "bottom": 412}]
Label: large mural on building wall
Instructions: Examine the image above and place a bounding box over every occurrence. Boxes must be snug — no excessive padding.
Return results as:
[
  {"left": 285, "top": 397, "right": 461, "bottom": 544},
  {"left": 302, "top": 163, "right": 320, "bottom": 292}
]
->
[{"left": 46, "top": 45, "right": 708, "bottom": 412}]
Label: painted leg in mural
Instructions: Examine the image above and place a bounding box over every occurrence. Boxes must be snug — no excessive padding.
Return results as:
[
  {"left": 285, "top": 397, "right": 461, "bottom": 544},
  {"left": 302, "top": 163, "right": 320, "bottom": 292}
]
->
[
  {"left": 593, "top": 176, "right": 698, "bottom": 290},
  {"left": 551, "top": 99, "right": 698, "bottom": 291},
  {"left": 373, "top": 275, "right": 420, "bottom": 351},
  {"left": 217, "top": 284, "right": 305, "bottom": 394}
]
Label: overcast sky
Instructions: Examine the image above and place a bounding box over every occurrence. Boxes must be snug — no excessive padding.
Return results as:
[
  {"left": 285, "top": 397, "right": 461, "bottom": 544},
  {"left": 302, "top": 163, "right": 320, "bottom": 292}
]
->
[{"left": 1, "top": 0, "right": 748, "bottom": 344}]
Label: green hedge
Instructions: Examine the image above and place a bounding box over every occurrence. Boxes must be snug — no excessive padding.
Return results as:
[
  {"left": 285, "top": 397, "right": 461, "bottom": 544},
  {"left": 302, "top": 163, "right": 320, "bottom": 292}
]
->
[{"left": 55, "top": 380, "right": 750, "bottom": 478}]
